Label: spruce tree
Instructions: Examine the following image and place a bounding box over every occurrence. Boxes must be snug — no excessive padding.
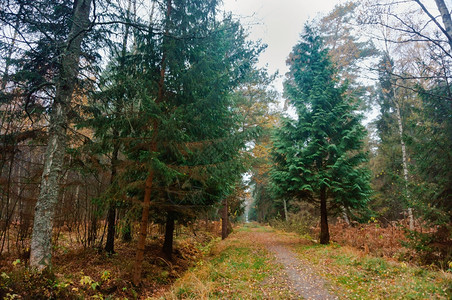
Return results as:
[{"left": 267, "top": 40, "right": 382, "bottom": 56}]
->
[
  {"left": 125, "top": 0, "right": 262, "bottom": 283},
  {"left": 271, "top": 25, "right": 371, "bottom": 244},
  {"left": 412, "top": 83, "right": 452, "bottom": 224}
]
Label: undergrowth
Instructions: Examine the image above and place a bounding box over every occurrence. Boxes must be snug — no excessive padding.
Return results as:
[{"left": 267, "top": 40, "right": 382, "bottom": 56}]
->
[
  {"left": 0, "top": 264, "right": 75, "bottom": 300},
  {"left": 0, "top": 222, "right": 221, "bottom": 299},
  {"left": 327, "top": 219, "right": 452, "bottom": 269},
  {"left": 295, "top": 243, "right": 452, "bottom": 299}
]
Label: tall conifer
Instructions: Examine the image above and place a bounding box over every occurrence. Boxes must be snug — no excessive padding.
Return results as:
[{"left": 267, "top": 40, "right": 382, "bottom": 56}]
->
[
  {"left": 127, "top": 0, "right": 262, "bottom": 283},
  {"left": 271, "top": 25, "right": 371, "bottom": 244}
]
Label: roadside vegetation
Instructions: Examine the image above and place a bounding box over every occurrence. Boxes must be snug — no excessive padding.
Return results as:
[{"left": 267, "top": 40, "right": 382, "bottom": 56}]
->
[
  {"left": 166, "top": 223, "right": 451, "bottom": 299},
  {"left": 295, "top": 242, "right": 451, "bottom": 299}
]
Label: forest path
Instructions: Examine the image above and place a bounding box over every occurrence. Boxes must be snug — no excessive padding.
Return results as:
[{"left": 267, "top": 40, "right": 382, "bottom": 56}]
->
[
  {"left": 249, "top": 226, "right": 338, "bottom": 299},
  {"left": 163, "top": 224, "right": 450, "bottom": 299}
]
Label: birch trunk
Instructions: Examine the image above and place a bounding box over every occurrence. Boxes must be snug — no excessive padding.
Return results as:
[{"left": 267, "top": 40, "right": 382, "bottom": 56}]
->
[
  {"left": 341, "top": 206, "right": 350, "bottom": 225},
  {"left": 221, "top": 197, "right": 228, "bottom": 240},
  {"left": 394, "top": 101, "right": 414, "bottom": 230},
  {"left": 29, "top": 0, "right": 92, "bottom": 271},
  {"left": 283, "top": 198, "right": 289, "bottom": 222},
  {"left": 434, "top": 0, "right": 452, "bottom": 49}
]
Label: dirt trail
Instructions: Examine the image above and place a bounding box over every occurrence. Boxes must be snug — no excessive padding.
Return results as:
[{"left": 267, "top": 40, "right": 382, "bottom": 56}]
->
[{"left": 252, "top": 228, "right": 338, "bottom": 300}]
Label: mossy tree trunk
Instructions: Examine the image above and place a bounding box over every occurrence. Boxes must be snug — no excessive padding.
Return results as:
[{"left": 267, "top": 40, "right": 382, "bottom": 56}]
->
[{"left": 29, "top": 0, "right": 92, "bottom": 271}]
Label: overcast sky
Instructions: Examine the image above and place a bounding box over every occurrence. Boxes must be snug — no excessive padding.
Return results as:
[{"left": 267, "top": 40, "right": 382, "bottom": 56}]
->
[{"left": 221, "top": 0, "right": 345, "bottom": 95}]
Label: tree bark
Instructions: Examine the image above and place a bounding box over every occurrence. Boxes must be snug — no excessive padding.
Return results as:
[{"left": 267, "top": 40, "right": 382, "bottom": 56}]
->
[
  {"left": 341, "top": 206, "right": 350, "bottom": 226},
  {"left": 394, "top": 101, "right": 414, "bottom": 230},
  {"left": 221, "top": 198, "right": 228, "bottom": 240},
  {"left": 105, "top": 127, "right": 120, "bottom": 254},
  {"left": 319, "top": 185, "right": 329, "bottom": 244},
  {"left": 434, "top": 0, "right": 452, "bottom": 49},
  {"left": 104, "top": 202, "right": 116, "bottom": 254},
  {"left": 283, "top": 198, "right": 289, "bottom": 222},
  {"left": 29, "top": 0, "right": 92, "bottom": 271},
  {"left": 162, "top": 211, "right": 175, "bottom": 260},
  {"left": 132, "top": 169, "right": 154, "bottom": 284}
]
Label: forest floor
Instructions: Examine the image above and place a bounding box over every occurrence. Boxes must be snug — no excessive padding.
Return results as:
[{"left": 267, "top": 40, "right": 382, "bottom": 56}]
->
[{"left": 1, "top": 223, "right": 451, "bottom": 299}]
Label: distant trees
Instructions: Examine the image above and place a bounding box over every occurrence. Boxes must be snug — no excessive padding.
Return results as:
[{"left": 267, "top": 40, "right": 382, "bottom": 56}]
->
[
  {"left": 262, "top": 1, "right": 451, "bottom": 243},
  {"left": 270, "top": 26, "right": 371, "bottom": 244},
  {"left": 238, "top": 69, "right": 279, "bottom": 223}
]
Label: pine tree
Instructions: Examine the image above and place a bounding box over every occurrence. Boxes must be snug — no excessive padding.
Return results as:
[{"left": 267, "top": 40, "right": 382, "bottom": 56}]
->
[{"left": 271, "top": 25, "right": 371, "bottom": 244}]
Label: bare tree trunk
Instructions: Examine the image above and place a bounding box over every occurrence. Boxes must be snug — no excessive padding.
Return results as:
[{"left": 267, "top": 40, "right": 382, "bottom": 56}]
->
[
  {"left": 319, "top": 185, "right": 329, "bottom": 244},
  {"left": 105, "top": 125, "right": 120, "bottom": 254},
  {"left": 394, "top": 101, "right": 414, "bottom": 230},
  {"left": 221, "top": 198, "right": 228, "bottom": 240},
  {"left": 341, "top": 206, "right": 350, "bottom": 225},
  {"left": 162, "top": 211, "right": 175, "bottom": 260},
  {"left": 29, "top": 0, "right": 92, "bottom": 271},
  {"left": 283, "top": 198, "right": 289, "bottom": 222},
  {"left": 132, "top": 166, "right": 155, "bottom": 285},
  {"left": 104, "top": 199, "right": 116, "bottom": 253}
]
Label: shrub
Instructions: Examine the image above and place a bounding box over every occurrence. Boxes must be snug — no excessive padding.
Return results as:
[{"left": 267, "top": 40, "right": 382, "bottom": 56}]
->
[
  {"left": 402, "top": 224, "right": 452, "bottom": 268},
  {"left": 0, "top": 267, "right": 75, "bottom": 299}
]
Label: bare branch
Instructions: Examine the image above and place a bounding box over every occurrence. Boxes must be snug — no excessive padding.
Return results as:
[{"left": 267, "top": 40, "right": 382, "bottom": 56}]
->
[{"left": 413, "top": 0, "right": 452, "bottom": 49}]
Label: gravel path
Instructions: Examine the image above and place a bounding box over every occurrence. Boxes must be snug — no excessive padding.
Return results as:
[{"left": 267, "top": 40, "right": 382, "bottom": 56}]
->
[{"left": 253, "top": 229, "right": 338, "bottom": 300}]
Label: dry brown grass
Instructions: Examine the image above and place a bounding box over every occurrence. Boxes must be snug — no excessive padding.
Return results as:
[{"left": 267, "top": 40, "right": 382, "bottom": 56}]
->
[
  {"left": 321, "top": 218, "right": 451, "bottom": 268},
  {"left": 327, "top": 220, "right": 408, "bottom": 259}
]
